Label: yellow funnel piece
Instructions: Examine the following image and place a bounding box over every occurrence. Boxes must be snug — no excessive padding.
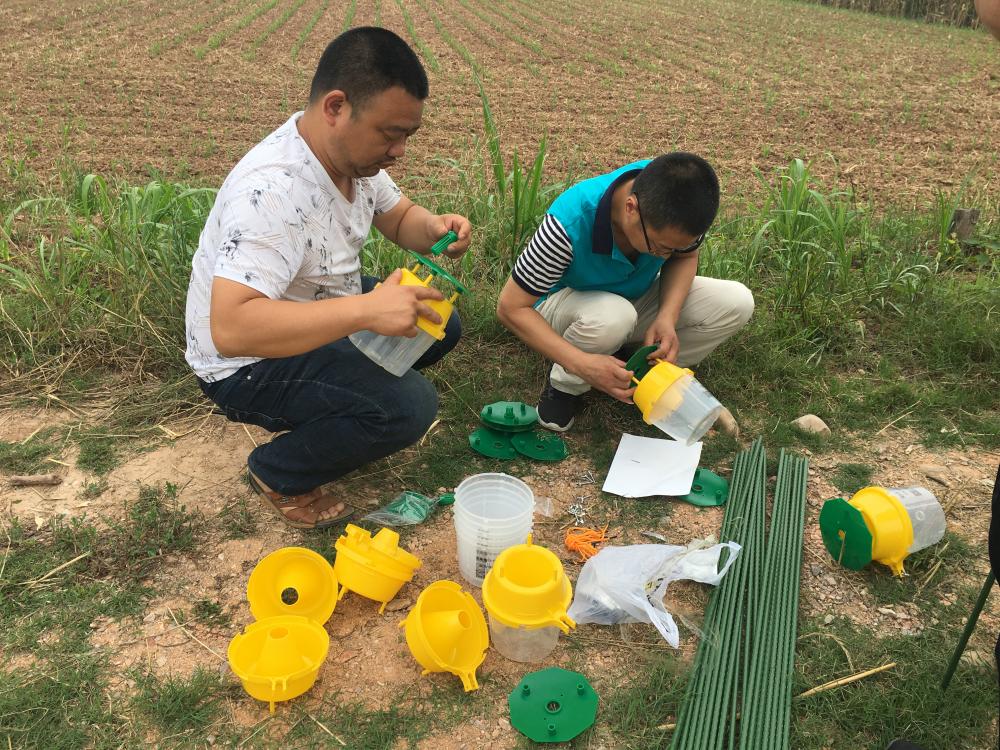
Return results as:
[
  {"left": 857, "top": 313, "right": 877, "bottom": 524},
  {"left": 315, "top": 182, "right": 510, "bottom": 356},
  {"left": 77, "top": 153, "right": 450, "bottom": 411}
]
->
[
  {"left": 227, "top": 615, "right": 329, "bottom": 713},
  {"left": 633, "top": 360, "right": 694, "bottom": 424},
  {"left": 401, "top": 580, "right": 489, "bottom": 691},
  {"left": 247, "top": 547, "right": 338, "bottom": 625},
  {"left": 849, "top": 486, "right": 914, "bottom": 576},
  {"left": 334, "top": 524, "right": 422, "bottom": 613},
  {"left": 482, "top": 535, "right": 575, "bottom": 633},
  {"left": 398, "top": 266, "right": 457, "bottom": 341}
]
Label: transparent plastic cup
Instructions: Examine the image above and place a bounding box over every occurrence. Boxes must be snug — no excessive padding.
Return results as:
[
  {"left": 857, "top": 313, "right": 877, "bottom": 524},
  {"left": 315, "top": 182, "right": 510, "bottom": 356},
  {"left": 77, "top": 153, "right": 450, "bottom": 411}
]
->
[
  {"left": 453, "top": 473, "right": 534, "bottom": 587},
  {"left": 487, "top": 615, "right": 560, "bottom": 663},
  {"left": 646, "top": 373, "right": 723, "bottom": 445},
  {"left": 349, "top": 329, "right": 437, "bottom": 377},
  {"left": 885, "top": 486, "right": 946, "bottom": 553}
]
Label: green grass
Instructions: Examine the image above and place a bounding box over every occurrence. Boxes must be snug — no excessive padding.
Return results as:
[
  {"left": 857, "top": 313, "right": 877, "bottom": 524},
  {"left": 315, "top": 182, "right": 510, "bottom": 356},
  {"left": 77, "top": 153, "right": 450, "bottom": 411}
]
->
[
  {"left": 0, "top": 482, "right": 206, "bottom": 747},
  {"left": 831, "top": 463, "right": 874, "bottom": 495},
  {"left": 133, "top": 667, "right": 227, "bottom": 735},
  {"left": 0, "top": 428, "right": 58, "bottom": 474}
]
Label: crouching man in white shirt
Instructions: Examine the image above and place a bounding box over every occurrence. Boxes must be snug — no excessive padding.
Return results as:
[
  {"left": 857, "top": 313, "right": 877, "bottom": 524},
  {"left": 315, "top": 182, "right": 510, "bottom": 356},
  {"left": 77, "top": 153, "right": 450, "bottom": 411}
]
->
[{"left": 184, "top": 28, "right": 471, "bottom": 529}]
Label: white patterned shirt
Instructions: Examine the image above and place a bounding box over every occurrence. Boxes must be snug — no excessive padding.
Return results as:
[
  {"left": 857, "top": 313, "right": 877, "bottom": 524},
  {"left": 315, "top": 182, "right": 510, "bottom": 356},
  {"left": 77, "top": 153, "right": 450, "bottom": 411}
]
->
[{"left": 184, "top": 112, "right": 402, "bottom": 382}]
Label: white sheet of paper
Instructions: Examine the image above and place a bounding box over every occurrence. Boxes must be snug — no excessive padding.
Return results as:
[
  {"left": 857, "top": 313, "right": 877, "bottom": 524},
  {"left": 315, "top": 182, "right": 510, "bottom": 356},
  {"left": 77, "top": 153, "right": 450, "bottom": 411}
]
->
[{"left": 602, "top": 433, "right": 703, "bottom": 498}]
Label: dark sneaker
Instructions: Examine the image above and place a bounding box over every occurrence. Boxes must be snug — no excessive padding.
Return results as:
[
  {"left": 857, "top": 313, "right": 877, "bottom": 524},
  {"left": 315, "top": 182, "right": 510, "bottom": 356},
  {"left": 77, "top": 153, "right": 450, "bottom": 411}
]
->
[{"left": 536, "top": 382, "right": 583, "bottom": 432}]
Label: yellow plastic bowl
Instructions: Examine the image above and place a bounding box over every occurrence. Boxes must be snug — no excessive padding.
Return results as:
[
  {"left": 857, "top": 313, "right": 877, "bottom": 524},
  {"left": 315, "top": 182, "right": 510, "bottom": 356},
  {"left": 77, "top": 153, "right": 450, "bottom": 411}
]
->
[
  {"left": 334, "top": 525, "right": 421, "bottom": 613},
  {"left": 401, "top": 580, "right": 489, "bottom": 691},
  {"left": 227, "top": 615, "right": 329, "bottom": 713},
  {"left": 247, "top": 547, "right": 338, "bottom": 625}
]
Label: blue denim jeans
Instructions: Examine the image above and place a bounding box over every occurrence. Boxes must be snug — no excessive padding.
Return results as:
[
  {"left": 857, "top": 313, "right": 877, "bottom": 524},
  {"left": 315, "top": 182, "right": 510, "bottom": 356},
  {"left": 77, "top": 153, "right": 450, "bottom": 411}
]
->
[{"left": 198, "top": 277, "right": 461, "bottom": 495}]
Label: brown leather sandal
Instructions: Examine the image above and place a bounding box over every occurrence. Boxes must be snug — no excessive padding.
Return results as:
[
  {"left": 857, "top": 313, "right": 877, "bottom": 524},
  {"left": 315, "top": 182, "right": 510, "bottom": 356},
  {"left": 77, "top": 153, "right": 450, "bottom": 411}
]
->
[{"left": 247, "top": 471, "right": 354, "bottom": 530}]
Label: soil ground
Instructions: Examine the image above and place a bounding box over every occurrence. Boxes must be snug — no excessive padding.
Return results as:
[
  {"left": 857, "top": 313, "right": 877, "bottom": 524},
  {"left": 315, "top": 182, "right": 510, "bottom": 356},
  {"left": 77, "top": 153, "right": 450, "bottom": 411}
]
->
[
  {"left": 2, "top": 406, "right": 997, "bottom": 747},
  {"left": 0, "top": 0, "right": 997, "bottom": 205}
]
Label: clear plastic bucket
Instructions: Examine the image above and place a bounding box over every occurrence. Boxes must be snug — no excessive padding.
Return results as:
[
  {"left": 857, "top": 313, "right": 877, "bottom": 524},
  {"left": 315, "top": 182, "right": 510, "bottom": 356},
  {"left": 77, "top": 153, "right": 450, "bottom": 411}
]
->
[
  {"left": 488, "top": 615, "right": 560, "bottom": 662},
  {"left": 646, "top": 373, "right": 723, "bottom": 445},
  {"left": 453, "top": 473, "right": 534, "bottom": 586},
  {"left": 885, "top": 486, "right": 946, "bottom": 553},
  {"left": 349, "top": 329, "right": 436, "bottom": 377}
]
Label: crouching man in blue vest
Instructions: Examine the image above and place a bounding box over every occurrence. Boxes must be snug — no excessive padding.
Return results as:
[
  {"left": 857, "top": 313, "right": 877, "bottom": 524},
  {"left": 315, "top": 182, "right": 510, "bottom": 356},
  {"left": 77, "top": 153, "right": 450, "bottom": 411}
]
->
[{"left": 497, "top": 154, "right": 753, "bottom": 432}]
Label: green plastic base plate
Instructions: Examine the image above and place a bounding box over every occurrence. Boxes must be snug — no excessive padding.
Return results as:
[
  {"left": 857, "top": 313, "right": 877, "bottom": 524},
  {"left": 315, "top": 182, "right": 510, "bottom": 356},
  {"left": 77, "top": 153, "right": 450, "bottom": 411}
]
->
[
  {"left": 819, "top": 497, "right": 873, "bottom": 570},
  {"left": 624, "top": 344, "right": 659, "bottom": 381},
  {"left": 481, "top": 401, "right": 538, "bottom": 432},
  {"left": 511, "top": 430, "right": 568, "bottom": 462},
  {"left": 469, "top": 426, "right": 516, "bottom": 460},
  {"left": 678, "top": 468, "right": 729, "bottom": 507},
  {"left": 509, "top": 667, "right": 598, "bottom": 743}
]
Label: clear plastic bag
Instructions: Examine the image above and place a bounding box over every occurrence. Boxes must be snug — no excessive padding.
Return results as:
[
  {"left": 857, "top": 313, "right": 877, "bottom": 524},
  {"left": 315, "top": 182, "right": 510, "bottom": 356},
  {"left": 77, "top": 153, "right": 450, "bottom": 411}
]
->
[
  {"left": 566, "top": 538, "right": 741, "bottom": 648},
  {"left": 362, "top": 491, "right": 438, "bottom": 526}
]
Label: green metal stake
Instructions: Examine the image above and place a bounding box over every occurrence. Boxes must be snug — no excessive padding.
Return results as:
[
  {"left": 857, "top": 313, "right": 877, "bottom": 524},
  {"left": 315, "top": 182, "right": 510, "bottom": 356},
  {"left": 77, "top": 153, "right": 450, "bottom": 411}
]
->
[{"left": 941, "top": 570, "right": 995, "bottom": 691}]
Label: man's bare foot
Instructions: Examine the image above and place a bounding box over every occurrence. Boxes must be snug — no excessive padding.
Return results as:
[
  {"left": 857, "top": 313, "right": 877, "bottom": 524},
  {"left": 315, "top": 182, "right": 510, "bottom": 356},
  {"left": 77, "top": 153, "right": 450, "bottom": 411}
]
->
[{"left": 247, "top": 470, "right": 352, "bottom": 529}]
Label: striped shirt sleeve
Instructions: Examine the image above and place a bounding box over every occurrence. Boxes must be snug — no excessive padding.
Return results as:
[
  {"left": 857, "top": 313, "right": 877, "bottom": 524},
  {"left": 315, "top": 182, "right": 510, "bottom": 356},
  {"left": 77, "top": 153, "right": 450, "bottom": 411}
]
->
[{"left": 511, "top": 214, "right": 574, "bottom": 297}]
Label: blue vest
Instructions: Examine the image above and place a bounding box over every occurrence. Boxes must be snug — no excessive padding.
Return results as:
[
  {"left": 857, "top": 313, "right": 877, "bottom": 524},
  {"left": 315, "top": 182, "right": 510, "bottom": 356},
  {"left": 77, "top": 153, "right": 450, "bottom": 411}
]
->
[{"left": 546, "top": 159, "right": 664, "bottom": 301}]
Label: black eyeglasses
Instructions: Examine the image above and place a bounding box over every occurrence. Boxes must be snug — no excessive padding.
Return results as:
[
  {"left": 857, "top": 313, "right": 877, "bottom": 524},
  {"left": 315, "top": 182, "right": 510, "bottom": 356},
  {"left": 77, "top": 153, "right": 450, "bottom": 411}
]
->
[{"left": 634, "top": 193, "right": 705, "bottom": 255}]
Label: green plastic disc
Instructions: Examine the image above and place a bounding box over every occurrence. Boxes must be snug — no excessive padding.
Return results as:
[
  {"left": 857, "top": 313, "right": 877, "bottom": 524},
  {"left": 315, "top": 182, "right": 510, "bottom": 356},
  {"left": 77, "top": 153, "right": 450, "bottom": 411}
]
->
[
  {"left": 407, "top": 251, "right": 468, "bottom": 294},
  {"left": 819, "top": 497, "right": 873, "bottom": 570},
  {"left": 624, "top": 344, "right": 659, "bottom": 382},
  {"left": 481, "top": 401, "right": 538, "bottom": 432},
  {"left": 509, "top": 668, "right": 598, "bottom": 743},
  {"left": 469, "top": 426, "right": 516, "bottom": 460},
  {"left": 678, "top": 468, "right": 729, "bottom": 507},
  {"left": 511, "top": 430, "right": 568, "bottom": 462}
]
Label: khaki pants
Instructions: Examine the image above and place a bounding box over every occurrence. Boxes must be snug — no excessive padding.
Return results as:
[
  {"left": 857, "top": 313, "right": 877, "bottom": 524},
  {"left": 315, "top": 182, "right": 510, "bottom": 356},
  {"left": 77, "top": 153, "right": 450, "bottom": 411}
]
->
[{"left": 536, "top": 276, "right": 754, "bottom": 395}]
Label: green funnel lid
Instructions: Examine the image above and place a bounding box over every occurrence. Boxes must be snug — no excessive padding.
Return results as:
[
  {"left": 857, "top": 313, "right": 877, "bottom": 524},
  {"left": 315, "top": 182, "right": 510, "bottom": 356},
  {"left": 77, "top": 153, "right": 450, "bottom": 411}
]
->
[
  {"left": 819, "top": 497, "right": 873, "bottom": 570},
  {"left": 481, "top": 401, "right": 538, "bottom": 431},
  {"left": 509, "top": 667, "right": 598, "bottom": 743},
  {"left": 407, "top": 251, "right": 468, "bottom": 294},
  {"left": 678, "top": 468, "right": 729, "bottom": 507},
  {"left": 469, "top": 426, "right": 516, "bottom": 460},
  {"left": 625, "top": 344, "right": 659, "bottom": 381},
  {"left": 511, "top": 430, "right": 568, "bottom": 462}
]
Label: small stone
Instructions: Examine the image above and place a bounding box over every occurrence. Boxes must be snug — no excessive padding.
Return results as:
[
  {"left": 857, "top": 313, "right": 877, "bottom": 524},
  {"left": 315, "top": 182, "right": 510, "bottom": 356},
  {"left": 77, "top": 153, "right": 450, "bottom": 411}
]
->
[
  {"left": 810, "top": 564, "right": 825, "bottom": 577},
  {"left": 919, "top": 464, "right": 951, "bottom": 487},
  {"left": 904, "top": 444, "right": 917, "bottom": 454},
  {"left": 823, "top": 575, "right": 837, "bottom": 587},
  {"left": 791, "top": 414, "right": 831, "bottom": 436},
  {"left": 823, "top": 614, "right": 835, "bottom": 625},
  {"left": 878, "top": 607, "right": 896, "bottom": 616},
  {"left": 383, "top": 597, "right": 413, "bottom": 612}
]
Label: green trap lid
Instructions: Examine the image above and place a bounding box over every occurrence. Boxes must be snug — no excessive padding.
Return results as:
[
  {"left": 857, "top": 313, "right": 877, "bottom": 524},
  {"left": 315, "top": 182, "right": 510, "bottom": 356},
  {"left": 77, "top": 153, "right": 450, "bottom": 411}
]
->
[
  {"left": 819, "top": 497, "right": 873, "bottom": 570},
  {"left": 407, "top": 250, "right": 468, "bottom": 294},
  {"left": 678, "top": 468, "right": 729, "bottom": 507},
  {"left": 625, "top": 344, "right": 659, "bottom": 382},
  {"left": 511, "top": 430, "right": 568, "bottom": 462},
  {"left": 480, "top": 401, "right": 538, "bottom": 432},
  {"left": 469, "top": 426, "right": 516, "bottom": 460},
  {"left": 429, "top": 230, "right": 458, "bottom": 256},
  {"left": 436, "top": 492, "right": 456, "bottom": 506},
  {"left": 509, "top": 667, "right": 598, "bottom": 743}
]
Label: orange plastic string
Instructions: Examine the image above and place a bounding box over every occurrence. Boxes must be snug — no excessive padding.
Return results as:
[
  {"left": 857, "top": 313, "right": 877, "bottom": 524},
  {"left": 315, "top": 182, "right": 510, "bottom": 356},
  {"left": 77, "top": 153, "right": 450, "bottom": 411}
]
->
[{"left": 564, "top": 525, "right": 609, "bottom": 561}]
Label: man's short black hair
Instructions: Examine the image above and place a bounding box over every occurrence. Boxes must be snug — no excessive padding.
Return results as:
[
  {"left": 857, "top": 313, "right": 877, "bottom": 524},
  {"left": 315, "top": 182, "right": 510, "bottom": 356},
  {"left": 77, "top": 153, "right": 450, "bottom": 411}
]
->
[
  {"left": 632, "top": 153, "right": 720, "bottom": 236},
  {"left": 309, "top": 27, "right": 429, "bottom": 111}
]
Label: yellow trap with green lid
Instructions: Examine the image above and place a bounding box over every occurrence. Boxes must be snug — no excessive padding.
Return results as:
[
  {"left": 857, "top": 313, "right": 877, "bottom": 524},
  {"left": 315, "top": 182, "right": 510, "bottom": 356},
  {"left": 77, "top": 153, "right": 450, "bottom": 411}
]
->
[{"left": 348, "top": 243, "right": 469, "bottom": 377}]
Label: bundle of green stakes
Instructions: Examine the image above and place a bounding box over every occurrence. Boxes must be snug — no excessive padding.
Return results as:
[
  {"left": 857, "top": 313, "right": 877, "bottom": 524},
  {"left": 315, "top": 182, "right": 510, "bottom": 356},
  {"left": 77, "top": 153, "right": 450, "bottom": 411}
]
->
[{"left": 670, "top": 439, "right": 809, "bottom": 750}]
